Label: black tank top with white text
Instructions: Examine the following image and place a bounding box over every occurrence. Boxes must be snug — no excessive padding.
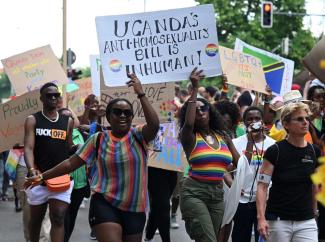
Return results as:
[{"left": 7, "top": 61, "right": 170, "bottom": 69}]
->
[{"left": 33, "top": 111, "right": 69, "bottom": 172}]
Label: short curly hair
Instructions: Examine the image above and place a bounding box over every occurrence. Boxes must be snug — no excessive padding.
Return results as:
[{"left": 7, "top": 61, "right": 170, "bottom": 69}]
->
[
  {"left": 179, "top": 98, "right": 228, "bottom": 135},
  {"left": 215, "top": 100, "right": 240, "bottom": 126}
]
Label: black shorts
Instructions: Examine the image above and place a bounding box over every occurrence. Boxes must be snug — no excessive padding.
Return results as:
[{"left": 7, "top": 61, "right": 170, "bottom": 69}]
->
[{"left": 88, "top": 193, "right": 146, "bottom": 235}]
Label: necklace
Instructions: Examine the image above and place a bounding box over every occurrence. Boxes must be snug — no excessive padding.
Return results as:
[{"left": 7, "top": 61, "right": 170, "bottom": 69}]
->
[
  {"left": 200, "top": 132, "right": 215, "bottom": 145},
  {"left": 41, "top": 110, "right": 59, "bottom": 122},
  {"left": 205, "top": 135, "right": 215, "bottom": 145}
]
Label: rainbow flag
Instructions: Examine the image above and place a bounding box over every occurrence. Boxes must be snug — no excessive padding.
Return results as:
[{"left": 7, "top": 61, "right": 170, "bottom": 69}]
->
[{"left": 5, "top": 149, "right": 23, "bottom": 181}]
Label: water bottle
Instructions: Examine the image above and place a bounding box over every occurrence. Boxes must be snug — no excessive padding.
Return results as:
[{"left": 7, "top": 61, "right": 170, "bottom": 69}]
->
[{"left": 153, "top": 126, "right": 164, "bottom": 152}]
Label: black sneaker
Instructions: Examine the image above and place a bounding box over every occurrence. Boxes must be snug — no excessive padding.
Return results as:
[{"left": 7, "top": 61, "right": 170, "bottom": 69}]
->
[{"left": 89, "top": 230, "right": 96, "bottom": 240}]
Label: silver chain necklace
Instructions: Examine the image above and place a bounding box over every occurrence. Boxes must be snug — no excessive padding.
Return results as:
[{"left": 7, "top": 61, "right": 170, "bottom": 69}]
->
[{"left": 41, "top": 110, "right": 59, "bottom": 122}]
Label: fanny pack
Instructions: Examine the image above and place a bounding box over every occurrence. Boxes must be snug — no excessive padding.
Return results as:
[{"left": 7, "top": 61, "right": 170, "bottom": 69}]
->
[{"left": 45, "top": 174, "right": 71, "bottom": 192}]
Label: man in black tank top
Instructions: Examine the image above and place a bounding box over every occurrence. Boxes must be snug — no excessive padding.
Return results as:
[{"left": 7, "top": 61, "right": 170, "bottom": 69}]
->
[{"left": 24, "top": 82, "right": 74, "bottom": 242}]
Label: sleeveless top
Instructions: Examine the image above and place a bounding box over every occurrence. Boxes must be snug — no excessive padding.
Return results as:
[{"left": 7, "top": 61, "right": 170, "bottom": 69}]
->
[
  {"left": 188, "top": 132, "right": 232, "bottom": 182},
  {"left": 33, "top": 111, "right": 70, "bottom": 172}
]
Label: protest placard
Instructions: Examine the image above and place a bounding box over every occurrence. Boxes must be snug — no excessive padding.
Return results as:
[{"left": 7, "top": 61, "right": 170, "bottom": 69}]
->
[
  {"left": 303, "top": 37, "right": 325, "bottom": 83},
  {"left": 67, "top": 77, "right": 93, "bottom": 116},
  {"left": 1, "top": 45, "right": 68, "bottom": 96},
  {"left": 219, "top": 46, "right": 268, "bottom": 94},
  {"left": 96, "top": 4, "right": 221, "bottom": 86},
  {"left": 0, "top": 90, "right": 41, "bottom": 152},
  {"left": 235, "top": 38, "right": 294, "bottom": 96},
  {"left": 100, "top": 82, "right": 175, "bottom": 124},
  {"left": 148, "top": 122, "right": 187, "bottom": 172},
  {"left": 89, "top": 55, "right": 101, "bottom": 96}
]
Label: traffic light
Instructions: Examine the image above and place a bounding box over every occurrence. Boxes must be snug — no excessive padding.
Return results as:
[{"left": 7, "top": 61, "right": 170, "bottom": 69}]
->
[{"left": 261, "top": 2, "right": 273, "bottom": 28}]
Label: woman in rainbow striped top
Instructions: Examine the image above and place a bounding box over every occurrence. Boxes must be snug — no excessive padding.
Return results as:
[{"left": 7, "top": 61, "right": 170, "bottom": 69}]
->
[
  {"left": 26, "top": 73, "right": 160, "bottom": 242},
  {"left": 179, "top": 68, "right": 239, "bottom": 242}
]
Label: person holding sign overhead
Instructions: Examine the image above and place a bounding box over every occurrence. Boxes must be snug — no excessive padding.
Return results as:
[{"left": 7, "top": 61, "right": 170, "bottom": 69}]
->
[
  {"left": 25, "top": 73, "right": 160, "bottom": 242},
  {"left": 178, "top": 68, "right": 239, "bottom": 242}
]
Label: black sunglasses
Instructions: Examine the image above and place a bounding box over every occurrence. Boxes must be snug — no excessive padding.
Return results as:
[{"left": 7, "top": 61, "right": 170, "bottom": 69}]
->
[
  {"left": 196, "top": 105, "right": 210, "bottom": 113},
  {"left": 45, "top": 93, "right": 61, "bottom": 99},
  {"left": 290, "top": 116, "right": 310, "bottom": 123},
  {"left": 111, "top": 108, "right": 133, "bottom": 117}
]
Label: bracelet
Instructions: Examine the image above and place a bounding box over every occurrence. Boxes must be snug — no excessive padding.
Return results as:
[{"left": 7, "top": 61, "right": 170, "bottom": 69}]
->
[
  {"left": 187, "top": 100, "right": 196, "bottom": 103},
  {"left": 137, "top": 93, "right": 146, "bottom": 99},
  {"left": 29, "top": 168, "right": 36, "bottom": 172},
  {"left": 245, "top": 151, "right": 253, "bottom": 154}
]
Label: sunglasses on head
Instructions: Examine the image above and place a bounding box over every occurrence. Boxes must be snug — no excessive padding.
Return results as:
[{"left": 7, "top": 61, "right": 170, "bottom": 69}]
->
[
  {"left": 111, "top": 108, "right": 133, "bottom": 117},
  {"left": 196, "top": 105, "right": 210, "bottom": 113},
  {"left": 45, "top": 93, "right": 61, "bottom": 99}
]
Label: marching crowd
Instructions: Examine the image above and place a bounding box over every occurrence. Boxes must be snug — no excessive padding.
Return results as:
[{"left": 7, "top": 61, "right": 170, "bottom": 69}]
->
[{"left": 0, "top": 67, "right": 324, "bottom": 242}]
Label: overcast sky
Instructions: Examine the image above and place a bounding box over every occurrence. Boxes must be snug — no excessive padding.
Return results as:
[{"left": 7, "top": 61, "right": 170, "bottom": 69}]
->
[{"left": 0, "top": 0, "right": 323, "bottom": 68}]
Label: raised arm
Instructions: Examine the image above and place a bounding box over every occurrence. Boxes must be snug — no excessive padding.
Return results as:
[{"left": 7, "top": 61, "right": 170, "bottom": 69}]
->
[
  {"left": 126, "top": 73, "right": 159, "bottom": 143},
  {"left": 23, "top": 115, "right": 40, "bottom": 177},
  {"left": 180, "top": 68, "right": 205, "bottom": 154}
]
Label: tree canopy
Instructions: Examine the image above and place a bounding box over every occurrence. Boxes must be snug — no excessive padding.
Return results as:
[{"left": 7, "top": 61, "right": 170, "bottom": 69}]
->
[{"left": 198, "top": 0, "right": 316, "bottom": 71}]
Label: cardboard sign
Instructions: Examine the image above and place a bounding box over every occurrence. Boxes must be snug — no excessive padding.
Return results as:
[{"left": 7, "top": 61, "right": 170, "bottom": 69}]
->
[
  {"left": 100, "top": 82, "right": 175, "bottom": 124},
  {"left": 1, "top": 45, "right": 68, "bottom": 96},
  {"left": 67, "top": 78, "right": 93, "bottom": 116},
  {"left": 0, "top": 90, "right": 41, "bottom": 152},
  {"left": 303, "top": 37, "right": 325, "bottom": 83},
  {"left": 96, "top": 4, "right": 221, "bottom": 86},
  {"left": 219, "top": 46, "right": 268, "bottom": 94},
  {"left": 148, "top": 122, "right": 187, "bottom": 172},
  {"left": 235, "top": 38, "right": 294, "bottom": 96},
  {"left": 89, "top": 55, "right": 101, "bottom": 96}
]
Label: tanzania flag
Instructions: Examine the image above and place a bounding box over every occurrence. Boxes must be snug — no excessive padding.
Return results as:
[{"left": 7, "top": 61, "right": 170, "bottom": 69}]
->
[{"left": 235, "top": 38, "right": 294, "bottom": 96}]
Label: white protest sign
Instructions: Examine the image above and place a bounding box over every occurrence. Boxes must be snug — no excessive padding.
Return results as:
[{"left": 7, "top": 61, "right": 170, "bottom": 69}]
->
[
  {"left": 96, "top": 4, "right": 221, "bottom": 86},
  {"left": 0, "top": 90, "right": 41, "bottom": 152},
  {"left": 89, "top": 55, "right": 101, "bottom": 96},
  {"left": 219, "top": 46, "right": 268, "bottom": 94},
  {"left": 235, "top": 38, "right": 294, "bottom": 96},
  {"left": 1, "top": 45, "right": 68, "bottom": 96}
]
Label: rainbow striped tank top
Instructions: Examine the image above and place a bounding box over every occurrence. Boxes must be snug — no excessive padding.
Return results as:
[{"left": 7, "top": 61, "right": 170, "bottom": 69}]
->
[{"left": 188, "top": 132, "right": 232, "bottom": 182}]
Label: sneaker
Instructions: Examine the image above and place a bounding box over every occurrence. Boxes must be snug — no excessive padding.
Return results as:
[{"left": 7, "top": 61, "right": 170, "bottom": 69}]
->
[
  {"left": 80, "top": 200, "right": 86, "bottom": 209},
  {"left": 144, "top": 239, "right": 154, "bottom": 242},
  {"left": 89, "top": 230, "right": 96, "bottom": 240},
  {"left": 170, "top": 216, "right": 179, "bottom": 229}
]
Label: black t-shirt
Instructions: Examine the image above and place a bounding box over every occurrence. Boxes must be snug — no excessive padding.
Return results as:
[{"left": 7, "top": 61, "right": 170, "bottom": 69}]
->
[
  {"left": 33, "top": 111, "right": 70, "bottom": 172},
  {"left": 263, "top": 139, "right": 320, "bottom": 221}
]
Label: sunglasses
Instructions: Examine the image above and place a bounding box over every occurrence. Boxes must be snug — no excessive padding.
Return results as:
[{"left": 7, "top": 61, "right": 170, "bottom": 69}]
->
[
  {"left": 45, "top": 93, "right": 61, "bottom": 99},
  {"left": 290, "top": 116, "right": 310, "bottom": 123},
  {"left": 111, "top": 108, "right": 133, "bottom": 117},
  {"left": 196, "top": 105, "right": 210, "bottom": 113}
]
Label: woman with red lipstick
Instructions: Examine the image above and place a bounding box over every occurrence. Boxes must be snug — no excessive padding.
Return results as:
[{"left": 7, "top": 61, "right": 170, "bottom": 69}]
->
[
  {"left": 178, "top": 68, "right": 239, "bottom": 242},
  {"left": 26, "top": 73, "right": 160, "bottom": 242}
]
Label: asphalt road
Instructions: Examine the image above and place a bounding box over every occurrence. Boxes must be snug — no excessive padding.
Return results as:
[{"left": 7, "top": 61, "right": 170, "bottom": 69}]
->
[{"left": 0, "top": 194, "right": 193, "bottom": 242}]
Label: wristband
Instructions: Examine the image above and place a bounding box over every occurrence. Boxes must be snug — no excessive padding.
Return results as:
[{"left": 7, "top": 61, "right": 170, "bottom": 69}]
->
[
  {"left": 29, "top": 168, "right": 36, "bottom": 172},
  {"left": 137, "top": 93, "right": 146, "bottom": 99}
]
